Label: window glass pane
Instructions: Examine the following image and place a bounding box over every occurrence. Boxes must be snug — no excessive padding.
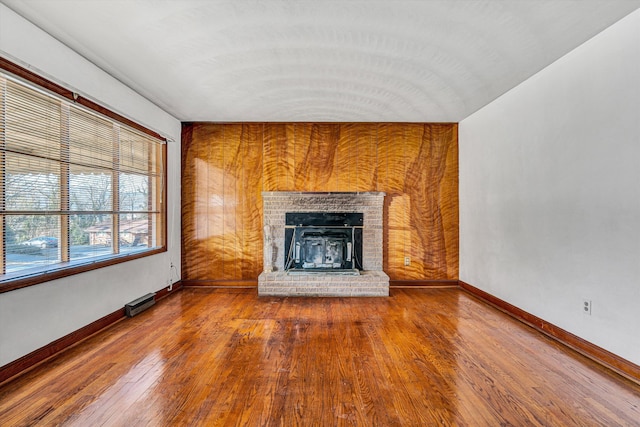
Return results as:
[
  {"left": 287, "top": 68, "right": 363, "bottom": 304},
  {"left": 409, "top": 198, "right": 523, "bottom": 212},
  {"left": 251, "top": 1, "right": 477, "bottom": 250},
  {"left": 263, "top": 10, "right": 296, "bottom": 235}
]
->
[
  {"left": 70, "top": 214, "right": 114, "bottom": 261},
  {"left": 5, "top": 215, "right": 60, "bottom": 273},
  {"left": 5, "top": 152, "right": 60, "bottom": 211},
  {"left": 119, "top": 213, "right": 151, "bottom": 253},
  {"left": 69, "top": 166, "right": 112, "bottom": 211},
  {"left": 119, "top": 173, "right": 149, "bottom": 211},
  {"left": 147, "top": 212, "right": 163, "bottom": 248}
]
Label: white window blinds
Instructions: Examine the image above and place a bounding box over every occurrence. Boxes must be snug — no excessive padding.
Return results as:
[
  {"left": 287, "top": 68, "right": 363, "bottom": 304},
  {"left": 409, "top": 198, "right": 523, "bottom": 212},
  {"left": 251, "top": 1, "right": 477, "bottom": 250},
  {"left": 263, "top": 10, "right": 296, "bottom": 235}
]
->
[{"left": 0, "top": 71, "right": 165, "bottom": 284}]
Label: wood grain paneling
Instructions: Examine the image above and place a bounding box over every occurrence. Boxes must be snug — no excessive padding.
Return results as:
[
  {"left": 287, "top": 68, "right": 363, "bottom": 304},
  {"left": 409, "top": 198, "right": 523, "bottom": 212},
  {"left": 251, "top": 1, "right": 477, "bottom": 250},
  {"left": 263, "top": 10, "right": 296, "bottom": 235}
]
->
[
  {"left": 294, "top": 123, "right": 340, "bottom": 191},
  {"left": 263, "top": 124, "right": 291, "bottom": 191},
  {"left": 182, "top": 123, "right": 458, "bottom": 282},
  {"left": 239, "top": 124, "right": 263, "bottom": 279}
]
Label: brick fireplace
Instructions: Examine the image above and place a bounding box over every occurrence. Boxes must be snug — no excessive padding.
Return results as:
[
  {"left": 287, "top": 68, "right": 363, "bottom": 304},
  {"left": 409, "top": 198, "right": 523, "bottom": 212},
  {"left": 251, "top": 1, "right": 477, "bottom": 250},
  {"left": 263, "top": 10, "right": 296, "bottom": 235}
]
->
[{"left": 258, "top": 192, "right": 389, "bottom": 297}]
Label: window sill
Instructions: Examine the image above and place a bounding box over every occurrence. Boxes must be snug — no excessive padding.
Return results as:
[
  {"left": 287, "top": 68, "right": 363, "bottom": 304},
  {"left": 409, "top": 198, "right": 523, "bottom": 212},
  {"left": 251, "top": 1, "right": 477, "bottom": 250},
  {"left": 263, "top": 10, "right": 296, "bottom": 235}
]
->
[{"left": 0, "top": 246, "right": 166, "bottom": 294}]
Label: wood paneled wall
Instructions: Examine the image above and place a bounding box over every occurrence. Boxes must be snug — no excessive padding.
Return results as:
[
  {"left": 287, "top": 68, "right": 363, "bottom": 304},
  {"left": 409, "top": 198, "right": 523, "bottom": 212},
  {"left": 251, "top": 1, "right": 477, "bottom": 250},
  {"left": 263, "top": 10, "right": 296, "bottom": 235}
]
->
[{"left": 182, "top": 123, "right": 458, "bottom": 282}]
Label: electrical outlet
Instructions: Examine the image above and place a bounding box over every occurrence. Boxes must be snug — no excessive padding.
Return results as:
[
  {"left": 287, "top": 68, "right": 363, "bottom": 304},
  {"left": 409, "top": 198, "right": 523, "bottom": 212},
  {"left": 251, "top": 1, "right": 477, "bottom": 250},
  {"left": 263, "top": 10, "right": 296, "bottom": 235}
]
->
[
  {"left": 404, "top": 257, "right": 410, "bottom": 266},
  {"left": 582, "top": 299, "right": 592, "bottom": 315}
]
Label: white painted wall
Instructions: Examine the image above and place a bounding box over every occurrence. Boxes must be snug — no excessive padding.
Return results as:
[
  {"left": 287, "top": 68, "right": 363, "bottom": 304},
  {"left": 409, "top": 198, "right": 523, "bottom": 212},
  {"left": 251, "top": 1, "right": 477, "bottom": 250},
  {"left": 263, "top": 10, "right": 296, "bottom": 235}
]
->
[
  {"left": 460, "top": 9, "right": 640, "bottom": 364},
  {"left": 0, "top": 4, "right": 182, "bottom": 367}
]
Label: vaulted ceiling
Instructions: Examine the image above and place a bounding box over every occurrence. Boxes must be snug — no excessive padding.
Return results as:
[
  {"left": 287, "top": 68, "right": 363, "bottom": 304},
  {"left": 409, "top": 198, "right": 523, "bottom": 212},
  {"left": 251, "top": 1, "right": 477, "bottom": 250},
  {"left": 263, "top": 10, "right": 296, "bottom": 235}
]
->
[{"left": 2, "top": 0, "right": 639, "bottom": 122}]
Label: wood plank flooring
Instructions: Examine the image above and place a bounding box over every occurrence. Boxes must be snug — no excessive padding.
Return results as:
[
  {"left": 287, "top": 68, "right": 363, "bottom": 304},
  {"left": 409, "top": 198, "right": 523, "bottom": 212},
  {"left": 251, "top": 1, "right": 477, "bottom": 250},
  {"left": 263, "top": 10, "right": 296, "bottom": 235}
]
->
[{"left": 1, "top": 288, "right": 639, "bottom": 426}]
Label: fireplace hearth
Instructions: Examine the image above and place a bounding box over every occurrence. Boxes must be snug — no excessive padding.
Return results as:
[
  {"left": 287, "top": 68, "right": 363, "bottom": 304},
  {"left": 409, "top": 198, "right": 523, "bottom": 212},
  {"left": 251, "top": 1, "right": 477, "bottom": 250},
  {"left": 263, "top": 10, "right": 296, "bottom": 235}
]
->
[{"left": 259, "top": 192, "right": 389, "bottom": 297}]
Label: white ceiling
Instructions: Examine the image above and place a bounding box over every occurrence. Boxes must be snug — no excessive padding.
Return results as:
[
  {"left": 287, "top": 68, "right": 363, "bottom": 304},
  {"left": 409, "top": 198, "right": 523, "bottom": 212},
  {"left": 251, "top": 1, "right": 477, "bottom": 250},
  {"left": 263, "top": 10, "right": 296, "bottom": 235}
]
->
[{"left": 2, "top": 0, "right": 640, "bottom": 122}]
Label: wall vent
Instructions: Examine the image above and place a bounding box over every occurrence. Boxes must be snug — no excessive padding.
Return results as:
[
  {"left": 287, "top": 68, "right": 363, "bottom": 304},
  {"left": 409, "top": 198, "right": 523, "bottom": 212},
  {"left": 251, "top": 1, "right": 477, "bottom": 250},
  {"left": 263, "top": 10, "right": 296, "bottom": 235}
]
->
[{"left": 125, "top": 293, "right": 156, "bottom": 317}]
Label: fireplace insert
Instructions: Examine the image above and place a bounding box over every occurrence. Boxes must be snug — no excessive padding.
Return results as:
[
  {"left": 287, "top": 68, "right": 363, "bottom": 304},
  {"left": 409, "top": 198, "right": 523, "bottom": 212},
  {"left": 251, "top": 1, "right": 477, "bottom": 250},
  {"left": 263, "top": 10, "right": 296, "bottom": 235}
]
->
[{"left": 284, "top": 212, "right": 363, "bottom": 273}]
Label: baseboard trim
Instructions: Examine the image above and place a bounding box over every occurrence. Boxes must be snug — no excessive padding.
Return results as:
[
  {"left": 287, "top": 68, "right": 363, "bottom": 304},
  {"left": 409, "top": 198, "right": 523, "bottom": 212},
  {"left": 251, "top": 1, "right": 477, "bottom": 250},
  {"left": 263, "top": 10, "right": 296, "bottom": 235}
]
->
[
  {"left": 182, "top": 279, "right": 258, "bottom": 288},
  {"left": 0, "top": 281, "right": 183, "bottom": 386},
  {"left": 458, "top": 280, "right": 640, "bottom": 385},
  {"left": 390, "top": 280, "right": 459, "bottom": 288}
]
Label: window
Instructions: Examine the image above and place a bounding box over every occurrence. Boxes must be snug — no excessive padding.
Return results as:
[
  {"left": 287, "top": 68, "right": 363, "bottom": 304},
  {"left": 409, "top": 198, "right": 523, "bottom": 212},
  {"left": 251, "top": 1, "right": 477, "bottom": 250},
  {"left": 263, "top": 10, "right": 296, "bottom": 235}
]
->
[{"left": 0, "top": 68, "right": 166, "bottom": 292}]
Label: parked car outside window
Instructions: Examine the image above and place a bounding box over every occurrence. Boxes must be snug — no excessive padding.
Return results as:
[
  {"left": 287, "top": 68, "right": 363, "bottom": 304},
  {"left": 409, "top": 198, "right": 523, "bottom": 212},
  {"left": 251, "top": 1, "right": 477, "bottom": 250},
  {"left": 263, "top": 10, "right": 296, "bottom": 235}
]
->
[{"left": 21, "top": 236, "right": 58, "bottom": 249}]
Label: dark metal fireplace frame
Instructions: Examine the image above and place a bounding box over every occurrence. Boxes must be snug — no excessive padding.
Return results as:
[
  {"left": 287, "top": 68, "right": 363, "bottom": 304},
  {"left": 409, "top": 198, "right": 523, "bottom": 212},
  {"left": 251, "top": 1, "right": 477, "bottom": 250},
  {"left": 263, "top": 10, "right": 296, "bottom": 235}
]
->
[{"left": 284, "top": 212, "right": 364, "bottom": 273}]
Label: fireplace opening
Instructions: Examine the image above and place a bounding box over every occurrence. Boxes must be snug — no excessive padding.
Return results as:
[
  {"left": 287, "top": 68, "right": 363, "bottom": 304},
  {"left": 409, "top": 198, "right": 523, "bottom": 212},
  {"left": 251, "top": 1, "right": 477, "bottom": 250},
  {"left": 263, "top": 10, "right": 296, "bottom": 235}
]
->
[{"left": 284, "top": 212, "right": 363, "bottom": 274}]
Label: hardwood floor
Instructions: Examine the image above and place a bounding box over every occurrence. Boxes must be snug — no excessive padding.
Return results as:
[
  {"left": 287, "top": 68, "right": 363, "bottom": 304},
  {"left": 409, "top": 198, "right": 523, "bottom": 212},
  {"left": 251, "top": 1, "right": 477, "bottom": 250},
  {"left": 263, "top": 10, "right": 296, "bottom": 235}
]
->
[{"left": 1, "top": 288, "right": 639, "bottom": 426}]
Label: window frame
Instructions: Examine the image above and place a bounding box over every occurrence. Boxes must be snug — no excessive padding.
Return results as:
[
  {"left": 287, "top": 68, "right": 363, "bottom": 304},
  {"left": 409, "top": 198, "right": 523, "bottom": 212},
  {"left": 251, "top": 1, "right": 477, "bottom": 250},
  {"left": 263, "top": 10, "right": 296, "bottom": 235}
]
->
[{"left": 0, "top": 57, "right": 167, "bottom": 294}]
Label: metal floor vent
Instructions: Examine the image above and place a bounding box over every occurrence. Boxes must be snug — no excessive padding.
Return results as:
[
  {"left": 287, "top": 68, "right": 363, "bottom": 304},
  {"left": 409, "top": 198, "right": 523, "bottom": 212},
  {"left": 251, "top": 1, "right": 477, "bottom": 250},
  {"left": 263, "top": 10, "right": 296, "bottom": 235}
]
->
[{"left": 125, "top": 293, "right": 156, "bottom": 317}]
